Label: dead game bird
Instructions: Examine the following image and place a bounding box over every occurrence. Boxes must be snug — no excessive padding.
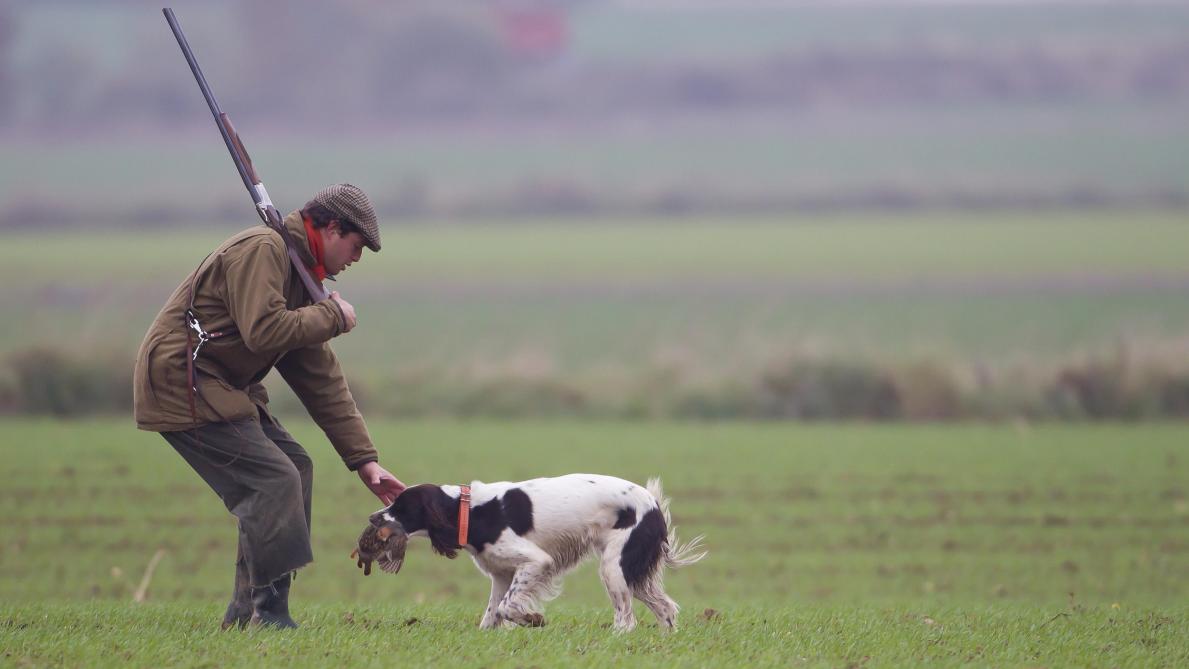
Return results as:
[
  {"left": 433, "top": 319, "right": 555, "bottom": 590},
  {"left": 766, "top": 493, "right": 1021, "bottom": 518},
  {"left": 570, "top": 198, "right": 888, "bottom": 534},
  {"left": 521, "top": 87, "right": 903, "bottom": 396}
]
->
[{"left": 351, "top": 523, "right": 408, "bottom": 575}]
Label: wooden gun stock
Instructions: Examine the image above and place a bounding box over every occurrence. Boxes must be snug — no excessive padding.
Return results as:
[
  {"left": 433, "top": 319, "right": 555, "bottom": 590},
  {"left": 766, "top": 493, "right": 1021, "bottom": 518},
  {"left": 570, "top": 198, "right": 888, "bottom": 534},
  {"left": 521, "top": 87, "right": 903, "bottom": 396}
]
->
[{"left": 218, "top": 113, "right": 261, "bottom": 186}]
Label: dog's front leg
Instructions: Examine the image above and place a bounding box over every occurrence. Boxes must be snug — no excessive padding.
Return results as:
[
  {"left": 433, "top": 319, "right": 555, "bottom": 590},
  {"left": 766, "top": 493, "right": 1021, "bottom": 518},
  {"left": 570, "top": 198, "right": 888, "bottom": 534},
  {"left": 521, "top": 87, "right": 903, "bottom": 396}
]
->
[
  {"left": 495, "top": 544, "right": 553, "bottom": 627},
  {"left": 480, "top": 571, "right": 513, "bottom": 629}
]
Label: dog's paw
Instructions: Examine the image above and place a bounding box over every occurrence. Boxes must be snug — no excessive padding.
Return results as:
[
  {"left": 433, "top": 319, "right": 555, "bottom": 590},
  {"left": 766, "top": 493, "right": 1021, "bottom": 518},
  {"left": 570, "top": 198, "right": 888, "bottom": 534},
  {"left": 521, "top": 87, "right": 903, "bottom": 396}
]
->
[
  {"left": 479, "top": 613, "right": 502, "bottom": 630},
  {"left": 501, "top": 609, "right": 547, "bottom": 628}
]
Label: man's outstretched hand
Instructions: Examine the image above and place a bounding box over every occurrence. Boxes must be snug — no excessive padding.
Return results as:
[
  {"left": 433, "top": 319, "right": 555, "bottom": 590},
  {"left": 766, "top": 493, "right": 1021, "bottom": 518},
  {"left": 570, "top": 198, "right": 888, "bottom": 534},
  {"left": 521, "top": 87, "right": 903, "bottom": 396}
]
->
[{"left": 357, "top": 461, "right": 406, "bottom": 506}]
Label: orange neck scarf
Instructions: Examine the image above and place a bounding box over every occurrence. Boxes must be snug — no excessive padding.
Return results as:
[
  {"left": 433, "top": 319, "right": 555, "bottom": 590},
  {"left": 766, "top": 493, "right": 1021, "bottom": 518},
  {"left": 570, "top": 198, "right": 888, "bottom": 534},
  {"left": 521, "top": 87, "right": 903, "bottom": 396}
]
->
[{"left": 302, "top": 215, "right": 328, "bottom": 281}]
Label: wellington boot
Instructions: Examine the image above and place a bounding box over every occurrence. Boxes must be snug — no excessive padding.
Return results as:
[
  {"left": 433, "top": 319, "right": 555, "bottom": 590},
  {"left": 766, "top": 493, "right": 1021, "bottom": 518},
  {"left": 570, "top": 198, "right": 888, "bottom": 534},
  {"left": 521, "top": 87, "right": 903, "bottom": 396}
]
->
[
  {"left": 220, "top": 559, "right": 253, "bottom": 630},
  {"left": 249, "top": 573, "right": 299, "bottom": 629}
]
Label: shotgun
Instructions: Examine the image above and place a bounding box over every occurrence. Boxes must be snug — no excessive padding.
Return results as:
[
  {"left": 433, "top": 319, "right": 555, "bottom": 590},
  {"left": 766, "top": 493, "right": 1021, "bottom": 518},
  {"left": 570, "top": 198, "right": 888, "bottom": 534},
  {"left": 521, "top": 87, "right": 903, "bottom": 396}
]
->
[{"left": 162, "top": 7, "right": 329, "bottom": 302}]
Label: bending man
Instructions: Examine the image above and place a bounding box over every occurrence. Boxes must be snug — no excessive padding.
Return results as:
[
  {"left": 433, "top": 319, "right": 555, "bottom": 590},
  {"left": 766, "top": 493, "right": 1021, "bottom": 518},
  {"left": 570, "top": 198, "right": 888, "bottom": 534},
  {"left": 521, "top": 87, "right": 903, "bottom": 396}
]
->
[{"left": 133, "top": 183, "right": 405, "bottom": 629}]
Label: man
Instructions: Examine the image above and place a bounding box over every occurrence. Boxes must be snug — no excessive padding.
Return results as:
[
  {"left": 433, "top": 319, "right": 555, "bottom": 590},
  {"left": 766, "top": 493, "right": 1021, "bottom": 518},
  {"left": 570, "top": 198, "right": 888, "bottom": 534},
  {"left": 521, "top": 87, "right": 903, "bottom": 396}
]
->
[{"left": 133, "top": 183, "right": 405, "bottom": 629}]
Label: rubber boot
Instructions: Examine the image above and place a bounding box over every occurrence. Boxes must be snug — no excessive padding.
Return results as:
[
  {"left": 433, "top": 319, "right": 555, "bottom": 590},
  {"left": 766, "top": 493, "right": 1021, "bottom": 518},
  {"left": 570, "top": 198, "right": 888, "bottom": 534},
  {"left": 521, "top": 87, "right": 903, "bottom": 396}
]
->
[
  {"left": 220, "top": 557, "right": 253, "bottom": 630},
  {"left": 250, "top": 573, "right": 299, "bottom": 629}
]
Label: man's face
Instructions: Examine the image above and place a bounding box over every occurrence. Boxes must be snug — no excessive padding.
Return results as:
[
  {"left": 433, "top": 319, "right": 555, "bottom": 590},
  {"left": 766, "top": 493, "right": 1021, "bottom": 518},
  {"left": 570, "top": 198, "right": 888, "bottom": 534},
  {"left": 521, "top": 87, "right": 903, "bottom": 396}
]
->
[{"left": 321, "top": 222, "right": 367, "bottom": 276}]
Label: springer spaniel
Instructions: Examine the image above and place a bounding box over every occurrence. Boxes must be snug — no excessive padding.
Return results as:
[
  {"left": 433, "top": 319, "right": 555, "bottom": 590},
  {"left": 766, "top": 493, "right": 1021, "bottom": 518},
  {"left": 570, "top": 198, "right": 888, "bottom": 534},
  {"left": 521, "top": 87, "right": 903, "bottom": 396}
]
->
[{"left": 365, "top": 475, "right": 706, "bottom": 631}]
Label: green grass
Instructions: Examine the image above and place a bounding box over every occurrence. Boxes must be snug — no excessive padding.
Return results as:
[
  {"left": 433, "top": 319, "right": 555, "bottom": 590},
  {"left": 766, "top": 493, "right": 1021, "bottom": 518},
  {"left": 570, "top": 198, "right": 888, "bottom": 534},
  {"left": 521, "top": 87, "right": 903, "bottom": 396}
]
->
[
  {"left": 4, "top": 420, "right": 1186, "bottom": 605},
  {"left": 0, "top": 419, "right": 1186, "bottom": 666},
  {"left": 3, "top": 602, "right": 1185, "bottom": 668}
]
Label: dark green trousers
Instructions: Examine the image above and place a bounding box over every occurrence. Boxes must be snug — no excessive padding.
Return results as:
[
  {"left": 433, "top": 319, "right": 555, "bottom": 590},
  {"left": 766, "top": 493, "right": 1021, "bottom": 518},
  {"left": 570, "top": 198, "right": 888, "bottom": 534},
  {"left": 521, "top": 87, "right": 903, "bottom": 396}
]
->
[{"left": 162, "top": 409, "right": 314, "bottom": 588}]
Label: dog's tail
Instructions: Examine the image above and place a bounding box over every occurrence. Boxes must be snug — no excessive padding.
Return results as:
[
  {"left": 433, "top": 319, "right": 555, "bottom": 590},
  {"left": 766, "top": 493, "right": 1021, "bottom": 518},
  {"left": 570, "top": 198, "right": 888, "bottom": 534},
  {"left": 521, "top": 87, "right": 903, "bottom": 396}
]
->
[{"left": 646, "top": 477, "right": 707, "bottom": 569}]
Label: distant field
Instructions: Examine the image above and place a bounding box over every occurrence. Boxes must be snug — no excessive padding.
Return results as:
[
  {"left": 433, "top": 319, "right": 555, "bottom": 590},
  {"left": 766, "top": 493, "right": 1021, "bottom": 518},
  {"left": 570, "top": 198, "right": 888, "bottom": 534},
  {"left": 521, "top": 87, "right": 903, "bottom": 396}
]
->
[
  {"left": 5, "top": 104, "right": 1188, "bottom": 217},
  {"left": 3, "top": 212, "right": 1188, "bottom": 375},
  {"left": 0, "top": 420, "right": 1185, "bottom": 666},
  {"left": 10, "top": 211, "right": 1189, "bottom": 280}
]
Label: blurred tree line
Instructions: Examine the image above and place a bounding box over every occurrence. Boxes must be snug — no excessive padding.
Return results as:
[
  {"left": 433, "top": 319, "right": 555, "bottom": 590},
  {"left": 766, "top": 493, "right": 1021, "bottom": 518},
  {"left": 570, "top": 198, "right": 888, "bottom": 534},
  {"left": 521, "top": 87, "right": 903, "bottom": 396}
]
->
[
  {"left": 3, "top": 0, "right": 1188, "bottom": 131},
  {"left": 5, "top": 342, "right": 1189, "bottom": 420}
]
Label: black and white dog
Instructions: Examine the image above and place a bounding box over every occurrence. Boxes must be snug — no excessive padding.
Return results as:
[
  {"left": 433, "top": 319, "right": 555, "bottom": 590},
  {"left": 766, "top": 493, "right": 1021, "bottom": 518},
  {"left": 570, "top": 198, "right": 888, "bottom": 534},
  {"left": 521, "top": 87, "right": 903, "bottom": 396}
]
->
[{"left": 368, "top": 475, "right": 705, "bottom": 631}]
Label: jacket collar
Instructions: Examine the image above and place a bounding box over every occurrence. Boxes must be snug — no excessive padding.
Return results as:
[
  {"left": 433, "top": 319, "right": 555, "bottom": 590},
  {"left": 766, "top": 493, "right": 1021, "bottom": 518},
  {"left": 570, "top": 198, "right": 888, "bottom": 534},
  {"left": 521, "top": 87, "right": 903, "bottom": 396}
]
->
[{"left": 281, "top": 210, "right": 317, "bottom": 269}]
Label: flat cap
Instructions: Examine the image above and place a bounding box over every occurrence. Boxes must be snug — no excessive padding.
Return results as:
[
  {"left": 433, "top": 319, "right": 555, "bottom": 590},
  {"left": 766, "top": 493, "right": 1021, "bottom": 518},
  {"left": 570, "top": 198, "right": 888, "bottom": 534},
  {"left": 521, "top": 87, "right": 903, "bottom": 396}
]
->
[{"left": 310, "top": 183, "right": 381, "bottom": 252}]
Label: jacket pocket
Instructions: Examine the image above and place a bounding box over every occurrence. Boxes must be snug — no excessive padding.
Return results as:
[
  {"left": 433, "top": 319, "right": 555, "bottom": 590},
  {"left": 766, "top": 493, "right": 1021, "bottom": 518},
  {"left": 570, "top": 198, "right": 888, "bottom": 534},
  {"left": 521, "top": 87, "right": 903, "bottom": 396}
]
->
[
  {"left": 196, "top": 375, "right": 257, "bottom": 424},
  {"left": 140, "top": 335, "right": 174, "bottom": 404},
  {"left": 137, "top": 329, "right": 187, "bottom": 422},
  {"left": 140, "top": 336, "right": 166, "bottom": 404}
]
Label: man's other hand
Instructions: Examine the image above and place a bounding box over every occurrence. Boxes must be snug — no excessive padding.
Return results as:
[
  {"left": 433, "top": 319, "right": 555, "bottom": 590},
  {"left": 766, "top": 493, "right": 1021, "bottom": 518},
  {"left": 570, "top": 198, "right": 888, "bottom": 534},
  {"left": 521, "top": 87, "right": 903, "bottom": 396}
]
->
[
  {"left": 357, "top": 461, "right": 406, "bottom": 506},
  {"left": 330, "top": 291, "right": 357, "bottom": 332}
]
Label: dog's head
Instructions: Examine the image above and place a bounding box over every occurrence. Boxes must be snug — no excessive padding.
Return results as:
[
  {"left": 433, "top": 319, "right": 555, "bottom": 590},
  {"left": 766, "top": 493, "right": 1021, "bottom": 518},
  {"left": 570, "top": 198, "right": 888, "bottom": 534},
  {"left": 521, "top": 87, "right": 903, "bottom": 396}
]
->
[{"left": 370, "top": 484, "right": 460, "bottom": 559}]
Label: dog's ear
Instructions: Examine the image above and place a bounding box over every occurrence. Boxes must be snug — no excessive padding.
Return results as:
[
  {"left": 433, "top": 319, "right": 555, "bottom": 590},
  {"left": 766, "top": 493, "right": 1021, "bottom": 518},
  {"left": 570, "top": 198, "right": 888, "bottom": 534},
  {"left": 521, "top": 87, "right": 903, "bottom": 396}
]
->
[{"left": 423, "top": 489, "right": 459, "bottom": 559}]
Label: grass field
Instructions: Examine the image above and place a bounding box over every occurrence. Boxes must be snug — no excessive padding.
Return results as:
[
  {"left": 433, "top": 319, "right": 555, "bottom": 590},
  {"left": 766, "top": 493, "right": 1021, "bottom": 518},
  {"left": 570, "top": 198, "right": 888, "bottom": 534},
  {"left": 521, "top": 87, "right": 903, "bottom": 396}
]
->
[
  {"left": 3, "top": 602, "right": 1184, "bottom": 668},
  {"left": 1, "top": 419, "right": 1186, "bottom": 666}
]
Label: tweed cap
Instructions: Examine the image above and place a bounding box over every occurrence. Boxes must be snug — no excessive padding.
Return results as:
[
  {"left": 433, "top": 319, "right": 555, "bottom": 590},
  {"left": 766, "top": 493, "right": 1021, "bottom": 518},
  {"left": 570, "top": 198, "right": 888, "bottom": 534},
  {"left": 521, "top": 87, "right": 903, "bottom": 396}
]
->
[{"left": 309, "top": 183, "right": 381, "bottom": 252}]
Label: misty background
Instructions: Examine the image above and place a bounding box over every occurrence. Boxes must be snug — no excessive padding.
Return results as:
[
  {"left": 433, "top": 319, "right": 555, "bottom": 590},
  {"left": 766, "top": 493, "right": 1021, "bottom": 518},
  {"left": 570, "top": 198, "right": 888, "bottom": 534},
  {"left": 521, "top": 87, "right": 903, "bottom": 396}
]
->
[
  {"left": 1, "top": 0, "right": 1188, "bottom": 420},
  {"left": 4, "top": 0, "right": 1189, "bottom": 224}
]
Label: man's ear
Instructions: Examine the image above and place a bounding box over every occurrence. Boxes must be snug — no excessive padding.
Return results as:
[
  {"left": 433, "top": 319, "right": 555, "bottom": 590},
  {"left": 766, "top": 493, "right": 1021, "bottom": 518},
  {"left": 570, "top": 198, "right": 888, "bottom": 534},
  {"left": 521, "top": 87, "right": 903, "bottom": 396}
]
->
[{"left": 326, "top": 220, "right": 343, "bottom": 237}]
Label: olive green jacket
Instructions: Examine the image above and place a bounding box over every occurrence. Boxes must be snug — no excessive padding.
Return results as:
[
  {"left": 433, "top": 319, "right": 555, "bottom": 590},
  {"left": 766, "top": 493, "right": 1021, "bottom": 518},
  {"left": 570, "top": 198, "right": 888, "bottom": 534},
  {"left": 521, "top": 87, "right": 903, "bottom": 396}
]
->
[{"left": 133, "top": 211, "right": 378, "bottom": 470}]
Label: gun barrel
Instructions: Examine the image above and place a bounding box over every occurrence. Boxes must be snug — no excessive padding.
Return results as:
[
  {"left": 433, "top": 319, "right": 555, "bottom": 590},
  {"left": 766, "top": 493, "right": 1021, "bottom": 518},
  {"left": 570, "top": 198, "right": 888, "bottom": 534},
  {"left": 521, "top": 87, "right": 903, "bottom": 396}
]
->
[
  {"left": 162, "top": 8, "right": 258, "bottom": 197},
  {"left": 162, "top": 7, "right": 329, "bottom": 303}
]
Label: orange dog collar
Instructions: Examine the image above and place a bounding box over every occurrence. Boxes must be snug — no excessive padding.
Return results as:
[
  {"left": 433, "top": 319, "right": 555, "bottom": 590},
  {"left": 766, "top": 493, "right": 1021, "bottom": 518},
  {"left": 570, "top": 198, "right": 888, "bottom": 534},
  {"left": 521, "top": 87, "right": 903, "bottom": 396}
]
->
[{"left": 458, "top": 485, "right": 471, "bottom": 548}]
